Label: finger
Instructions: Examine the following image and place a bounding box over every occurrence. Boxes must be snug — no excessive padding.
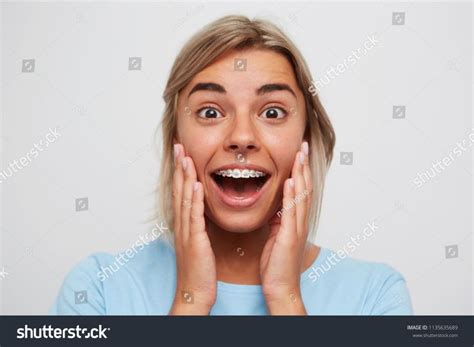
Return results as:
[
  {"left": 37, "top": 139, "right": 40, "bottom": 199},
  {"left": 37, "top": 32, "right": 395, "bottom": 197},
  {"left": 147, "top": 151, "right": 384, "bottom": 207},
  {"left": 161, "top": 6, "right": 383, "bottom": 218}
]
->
[
  {"left": 172, "top": 144, "right": 185, "bottom": 244},
  {"left": 189, "top": 181, "right": 206, "bottom": 236},
  {"left": 301, "top": 141, "right": 312, "bottom": 238},
  {"left": 269, "top": 212, "right": 281, "bottom": 226},
  {"left": 279, "top": 178, "right": 297, "bottom": 243},
  {"left": 180, "top": 156, "right": 197, "bottom": 243},
  {"left": 301, "top": 141, "right": 312, "bottom": 194},
  {"left": 291, "top": 150, "right": 308, "bottom": 238}
]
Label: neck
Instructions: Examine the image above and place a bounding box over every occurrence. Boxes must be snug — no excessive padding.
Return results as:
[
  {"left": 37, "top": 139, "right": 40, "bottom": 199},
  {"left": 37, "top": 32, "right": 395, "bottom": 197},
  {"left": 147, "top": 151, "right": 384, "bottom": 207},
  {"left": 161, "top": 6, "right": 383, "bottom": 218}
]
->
[
  {"left": 207, "top": 220, "right": 269, "bottom": 284},
  {"left": 206, "top": 219, "right": 318, "bottom": 285}
]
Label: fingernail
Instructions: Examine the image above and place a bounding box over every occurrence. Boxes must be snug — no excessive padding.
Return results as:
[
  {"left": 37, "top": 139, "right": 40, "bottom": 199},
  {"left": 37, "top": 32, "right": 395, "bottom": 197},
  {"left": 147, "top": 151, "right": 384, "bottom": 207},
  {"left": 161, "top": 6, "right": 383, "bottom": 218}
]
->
[
  {"left": 173, "top": 144, "right": 179, "bottom": 159},
  {"left": 302, "top": 141, "right": 309, "bottom": 155},
  {"left": 289, "top": 178, "right": 295, "bottom": 188},
  {"left": 298, "top": 151, "right": 305, "bottom": 164},
  {"left": 181, "top": 158, "right": 187, "bottom": 171},
  {"left": 193, "top": 181, "right": 199, "bottom": 191}
]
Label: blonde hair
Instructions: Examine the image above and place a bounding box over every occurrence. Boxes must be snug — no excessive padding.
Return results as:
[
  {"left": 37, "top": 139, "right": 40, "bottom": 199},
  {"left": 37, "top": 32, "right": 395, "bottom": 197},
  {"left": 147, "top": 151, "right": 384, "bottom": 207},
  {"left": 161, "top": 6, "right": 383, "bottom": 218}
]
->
[{"left": 156, "top": 15, "right": 335, "bottom": 241}]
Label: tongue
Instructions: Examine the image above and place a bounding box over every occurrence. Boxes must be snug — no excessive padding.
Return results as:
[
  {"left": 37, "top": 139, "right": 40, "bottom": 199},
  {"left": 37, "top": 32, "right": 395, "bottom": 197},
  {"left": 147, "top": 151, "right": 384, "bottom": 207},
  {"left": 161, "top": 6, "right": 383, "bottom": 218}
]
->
[{"left": 221, "top": 177, "right": 260, "bottom": 198}]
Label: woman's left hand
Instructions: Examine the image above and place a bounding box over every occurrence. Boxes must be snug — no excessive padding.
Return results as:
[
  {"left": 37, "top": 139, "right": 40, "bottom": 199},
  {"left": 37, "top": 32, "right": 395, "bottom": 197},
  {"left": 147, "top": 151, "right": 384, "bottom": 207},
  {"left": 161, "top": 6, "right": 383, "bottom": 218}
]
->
[{"left": 260, "top": 141, "right": 312, "bottom": 315}]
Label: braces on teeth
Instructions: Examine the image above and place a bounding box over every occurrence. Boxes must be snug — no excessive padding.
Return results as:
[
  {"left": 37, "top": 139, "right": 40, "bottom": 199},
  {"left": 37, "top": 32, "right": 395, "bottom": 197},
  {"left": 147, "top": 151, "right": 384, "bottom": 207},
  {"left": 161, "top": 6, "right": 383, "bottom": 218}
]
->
[{"left": 215, "top": 169, "right": 266, "bottom": 178}]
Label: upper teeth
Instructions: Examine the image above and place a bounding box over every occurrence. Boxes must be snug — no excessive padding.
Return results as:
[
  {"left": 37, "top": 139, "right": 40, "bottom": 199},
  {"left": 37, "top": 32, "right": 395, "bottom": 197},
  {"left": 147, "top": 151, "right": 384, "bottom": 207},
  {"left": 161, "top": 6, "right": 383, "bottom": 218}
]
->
[{"left": 215, "top": 169, "right": 266, "bottom": 178}]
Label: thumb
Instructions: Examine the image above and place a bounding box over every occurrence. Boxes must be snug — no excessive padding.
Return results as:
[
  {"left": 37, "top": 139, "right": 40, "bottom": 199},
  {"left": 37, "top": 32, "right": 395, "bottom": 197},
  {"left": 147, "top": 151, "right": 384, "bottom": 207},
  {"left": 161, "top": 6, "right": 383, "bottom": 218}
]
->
[{"left": 268, "top": 211, "right": 282, "bottom": 237}]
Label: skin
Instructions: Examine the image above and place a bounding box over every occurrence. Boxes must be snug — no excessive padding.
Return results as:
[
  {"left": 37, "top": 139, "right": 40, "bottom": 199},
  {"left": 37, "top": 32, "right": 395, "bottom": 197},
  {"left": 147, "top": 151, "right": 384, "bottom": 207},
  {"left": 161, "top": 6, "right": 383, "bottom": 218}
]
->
[{"left": 168, "top": 49, "right": 320, "bottom": 315}]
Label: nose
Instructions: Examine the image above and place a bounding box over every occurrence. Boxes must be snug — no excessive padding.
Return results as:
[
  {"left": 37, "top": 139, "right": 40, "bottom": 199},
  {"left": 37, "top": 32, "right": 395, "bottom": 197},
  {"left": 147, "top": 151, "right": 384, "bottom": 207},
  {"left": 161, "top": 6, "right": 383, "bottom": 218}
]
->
[{"left": 224, "top": 113, "right": 260, "bottom": 154}]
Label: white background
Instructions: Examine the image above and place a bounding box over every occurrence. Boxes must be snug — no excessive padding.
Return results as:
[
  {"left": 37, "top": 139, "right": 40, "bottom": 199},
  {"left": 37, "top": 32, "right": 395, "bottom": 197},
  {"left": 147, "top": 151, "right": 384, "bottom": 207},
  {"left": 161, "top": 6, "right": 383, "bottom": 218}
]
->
[{"left": 1, "top": 1, "right": 472, "bottom": 315}]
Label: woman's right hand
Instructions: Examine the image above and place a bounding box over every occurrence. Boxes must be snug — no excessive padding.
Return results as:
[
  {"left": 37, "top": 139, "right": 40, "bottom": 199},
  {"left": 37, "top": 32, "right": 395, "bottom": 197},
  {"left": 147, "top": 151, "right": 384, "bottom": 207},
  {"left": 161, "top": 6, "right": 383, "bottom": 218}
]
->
[{"left": 168, "top": 143, "right": 217, "bottom": 315}]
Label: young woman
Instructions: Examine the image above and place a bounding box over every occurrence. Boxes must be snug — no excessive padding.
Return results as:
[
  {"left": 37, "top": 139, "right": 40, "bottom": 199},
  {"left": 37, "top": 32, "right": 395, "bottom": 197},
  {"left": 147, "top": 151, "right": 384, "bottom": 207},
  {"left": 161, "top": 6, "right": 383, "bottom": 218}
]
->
[{"left": 51, "top": 15, "right": 413, "bottom": 315}]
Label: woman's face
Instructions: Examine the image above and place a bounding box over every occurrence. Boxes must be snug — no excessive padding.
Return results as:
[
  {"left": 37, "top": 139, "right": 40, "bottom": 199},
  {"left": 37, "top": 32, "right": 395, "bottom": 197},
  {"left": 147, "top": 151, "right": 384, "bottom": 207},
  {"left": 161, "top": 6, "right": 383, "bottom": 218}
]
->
[{"left": 176, "top": 48, "right": 307, "bottom": 233}]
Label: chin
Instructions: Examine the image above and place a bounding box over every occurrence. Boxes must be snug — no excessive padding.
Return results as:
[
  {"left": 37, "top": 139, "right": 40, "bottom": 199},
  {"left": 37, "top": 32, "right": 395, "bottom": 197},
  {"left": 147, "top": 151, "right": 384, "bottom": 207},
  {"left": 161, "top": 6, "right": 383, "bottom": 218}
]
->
[{"left": 206, "top": 209, "right": 269, "bottom": 233}]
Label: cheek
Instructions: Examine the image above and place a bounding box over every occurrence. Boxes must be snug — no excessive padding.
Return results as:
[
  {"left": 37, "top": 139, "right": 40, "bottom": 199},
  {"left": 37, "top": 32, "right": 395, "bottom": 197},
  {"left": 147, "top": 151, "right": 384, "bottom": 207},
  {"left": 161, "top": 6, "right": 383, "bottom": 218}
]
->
[
  {"left": 179, "top": 128, "right": 222, "bottom": 178},
  {"left": 261, "top": 131, "right": 301, "bottom": 177}
]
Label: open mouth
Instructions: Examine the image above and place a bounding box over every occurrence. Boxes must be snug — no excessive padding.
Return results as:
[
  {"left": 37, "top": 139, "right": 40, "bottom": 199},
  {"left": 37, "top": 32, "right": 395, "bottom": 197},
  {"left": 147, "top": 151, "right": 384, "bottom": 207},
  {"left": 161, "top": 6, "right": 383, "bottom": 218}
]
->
[{"left": 211, "top": 168, "right": 271, "bottom": 203}]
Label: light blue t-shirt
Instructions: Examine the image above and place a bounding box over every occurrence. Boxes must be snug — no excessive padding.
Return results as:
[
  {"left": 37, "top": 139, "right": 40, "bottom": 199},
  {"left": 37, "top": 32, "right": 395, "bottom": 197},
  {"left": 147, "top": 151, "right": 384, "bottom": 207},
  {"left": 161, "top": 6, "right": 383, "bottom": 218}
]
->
[{"left": 49, "top": 238, "right": 413, "bottom": 315}]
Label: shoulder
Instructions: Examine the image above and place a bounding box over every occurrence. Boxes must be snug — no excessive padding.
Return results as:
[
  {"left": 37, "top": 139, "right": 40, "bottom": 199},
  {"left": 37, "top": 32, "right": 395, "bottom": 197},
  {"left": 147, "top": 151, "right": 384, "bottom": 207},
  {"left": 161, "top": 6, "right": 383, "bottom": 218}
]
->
[
  {"left": 48, "top": 253, "right": 112, "bottom": 315},
  {"left": 307, "top": 247, "right": 402, "bottom": 283},
  {"left": 361, "top": 260, "right": 413, "bottom": 315},
  {"left": 49, "top": 238, "right": 175, "bottom": 315},
  {"left": 306, "top": 248, "right": 413, "bottom": 315}
]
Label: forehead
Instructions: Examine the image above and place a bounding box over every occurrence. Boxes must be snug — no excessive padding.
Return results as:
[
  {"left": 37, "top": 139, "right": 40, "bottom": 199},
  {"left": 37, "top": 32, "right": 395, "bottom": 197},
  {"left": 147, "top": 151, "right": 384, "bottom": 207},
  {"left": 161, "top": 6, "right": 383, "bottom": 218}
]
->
[{"left": 186, "top": 49, "right": 300, "bottom": 92}]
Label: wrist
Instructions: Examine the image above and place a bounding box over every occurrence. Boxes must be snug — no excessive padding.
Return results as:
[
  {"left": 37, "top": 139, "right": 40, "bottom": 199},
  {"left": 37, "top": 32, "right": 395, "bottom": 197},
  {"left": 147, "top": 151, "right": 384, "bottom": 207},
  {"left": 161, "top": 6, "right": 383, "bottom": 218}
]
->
[
  {"left": 263, "top": 286, "right": 306, "bottom": 315},
  {"left": 169, "top": 301, "right": 212, "bottom": 315},
  {"left": 169, "top": 288, "right": 214, "bottom": 315}
]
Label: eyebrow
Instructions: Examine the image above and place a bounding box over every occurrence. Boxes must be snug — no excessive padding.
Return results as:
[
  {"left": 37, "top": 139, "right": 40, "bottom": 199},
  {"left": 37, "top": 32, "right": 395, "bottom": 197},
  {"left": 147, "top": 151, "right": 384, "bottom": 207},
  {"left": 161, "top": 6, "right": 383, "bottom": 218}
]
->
[
  {"left": 188, "top": 83, "right": 226, "bottom": 96},
  {"left": 256, "top": 83, "right": 296, "bottom": 97},
  {"left": 188, "top": 82, "right": 296, "bottom": 97}
]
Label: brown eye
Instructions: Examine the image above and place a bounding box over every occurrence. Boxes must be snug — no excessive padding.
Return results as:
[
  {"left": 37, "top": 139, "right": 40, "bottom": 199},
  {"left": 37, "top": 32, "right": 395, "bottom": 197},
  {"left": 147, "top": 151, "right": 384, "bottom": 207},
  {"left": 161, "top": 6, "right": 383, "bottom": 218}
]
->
[
  {"left": 197, "top": 107, "right": 223, "bottom": 119},
  {"left": 260, "top": 107, "right": 286, "bottom": 119}
]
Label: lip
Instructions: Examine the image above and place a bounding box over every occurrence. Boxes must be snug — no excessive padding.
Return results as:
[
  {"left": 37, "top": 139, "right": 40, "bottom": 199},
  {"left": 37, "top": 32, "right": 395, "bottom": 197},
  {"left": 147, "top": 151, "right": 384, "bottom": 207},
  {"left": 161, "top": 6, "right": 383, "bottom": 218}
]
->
[{"left": 209, "top": 164, "right": 272, "bottom": 208}]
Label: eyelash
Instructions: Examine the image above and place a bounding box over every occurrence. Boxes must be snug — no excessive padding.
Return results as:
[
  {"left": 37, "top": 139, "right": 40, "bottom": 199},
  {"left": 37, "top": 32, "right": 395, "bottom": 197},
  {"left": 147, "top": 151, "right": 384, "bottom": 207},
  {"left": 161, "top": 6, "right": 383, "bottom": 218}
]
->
[
  {"left": 261, "top": 105, "right": 288, "bottom": 119},
  {"left": 196, "top": 105, "right": 224, "bottom": 119},
  {"left": 195, "top": 105, "right": 289, "bottom": 120}
]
